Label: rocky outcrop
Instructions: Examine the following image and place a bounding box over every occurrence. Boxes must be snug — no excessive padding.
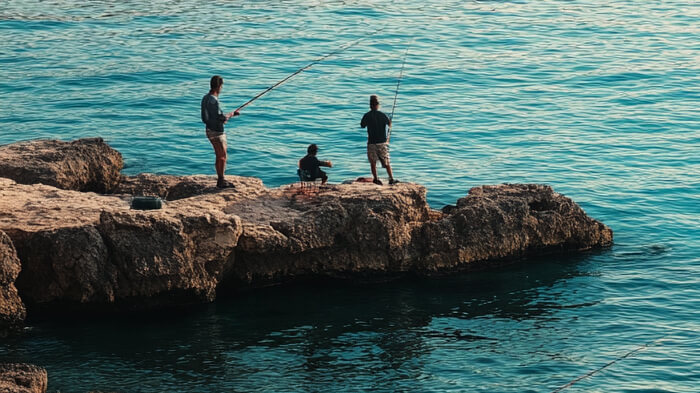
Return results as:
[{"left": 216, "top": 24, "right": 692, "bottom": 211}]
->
[
  {"left": 115, "top": 173, "right": 266, "bottom": 200},
  {"left": 0, "top": 230, "right": 25, "bottom": 336},
  {"left": 0, "top": 178, "right": 243, "bottom": 310},
  {"left": 226, "top": 183, "right": 432, "bottom": 287},
  {"left": 0, "top": 138, "right": 122, "bottom": 193},
  {"left": 0, "top": 363, "right": 47, "bottom": 393},
  {"left": 417, "top": 184, "right": 613, "bottom": 270},
  {"left": 225, "top": 183, "right": 613, "bottom": 287},
  {"left": 0, "top": 137, "right": 613, "bottom": 313},
  {"left": 0, "top": 172, "right": 612, "bottom": 312}
]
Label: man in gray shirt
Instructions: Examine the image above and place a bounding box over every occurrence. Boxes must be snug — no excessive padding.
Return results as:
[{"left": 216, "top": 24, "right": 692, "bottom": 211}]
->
[{"left": 201, "top": 75, "right": 239, "bottom": 188}]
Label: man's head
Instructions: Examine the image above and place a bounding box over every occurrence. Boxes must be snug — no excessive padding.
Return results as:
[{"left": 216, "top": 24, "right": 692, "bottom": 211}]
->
[
  {"left": 210, "top": 75, "right": 224, "bottom": 93},
  {"left": 307, "top": 144, "right": 318, "bottom": 155},
  {"left": 370, "top": 95, "right": 380, "bottom": 110}
]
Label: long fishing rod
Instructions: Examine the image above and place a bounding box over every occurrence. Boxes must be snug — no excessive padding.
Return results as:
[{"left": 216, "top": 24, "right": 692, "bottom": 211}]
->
[
  {"left": 388, "top": 44, "right": 410, "bottom": 141},
  {"left": 235, "top": 29, "right": 384, "bottom": 113},
  {"left": 550, "top": 335, "right": 667, "bottom": 392}
]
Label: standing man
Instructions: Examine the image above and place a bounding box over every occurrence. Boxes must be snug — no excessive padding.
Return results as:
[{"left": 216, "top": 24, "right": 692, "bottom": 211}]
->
[
  {"left": 201, "top": 75, "right": 239, "bottom": 188},
  {"left": 360, "top": 95, "right": 399, "bottom": 185}
]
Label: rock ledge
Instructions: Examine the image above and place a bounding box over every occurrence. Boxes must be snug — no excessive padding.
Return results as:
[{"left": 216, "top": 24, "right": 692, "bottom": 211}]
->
[{"left": 0, "top": 139, "right": 613, "bottom": 315}]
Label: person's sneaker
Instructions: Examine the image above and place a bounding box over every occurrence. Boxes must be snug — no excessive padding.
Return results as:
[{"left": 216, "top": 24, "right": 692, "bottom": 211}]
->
[
  {"left": 372, "top": 178, "right": 383, "bottom": 186},
  {"left": 389, "top": 178, "right": 400, "bottom": 185}
]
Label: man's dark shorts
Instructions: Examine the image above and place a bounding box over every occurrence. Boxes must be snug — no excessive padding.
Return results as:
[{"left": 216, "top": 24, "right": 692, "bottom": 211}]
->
[
  {"left": 301, "top": 168, "right": 327, "bottom": 181},
  {"left": 308, "top": 168, "right": 327, "bottom": 180}
]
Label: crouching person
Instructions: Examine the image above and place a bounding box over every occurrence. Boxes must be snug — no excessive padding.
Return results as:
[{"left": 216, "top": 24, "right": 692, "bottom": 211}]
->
[{"left": 298, "top": 144, "right": 332, "bottom": 185}]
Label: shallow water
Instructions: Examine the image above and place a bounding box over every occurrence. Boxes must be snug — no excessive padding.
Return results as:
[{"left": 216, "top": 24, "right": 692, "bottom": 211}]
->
[{"left": 1, "top": 1, "right": 699, "bottom": 392}]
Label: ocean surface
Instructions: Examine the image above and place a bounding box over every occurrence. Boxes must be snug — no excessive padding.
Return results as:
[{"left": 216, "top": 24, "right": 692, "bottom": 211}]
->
[{"left": 1, "top": 0, "right": 699, "bottom": 392}]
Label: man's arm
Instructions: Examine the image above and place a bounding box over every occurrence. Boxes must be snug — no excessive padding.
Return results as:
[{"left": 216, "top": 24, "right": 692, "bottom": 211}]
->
[
  {"left": 360, "top": 113, "right": 367, "bottom": 128},
  {"left": 201, "top": 101, "right": 209, "bottom": 124}
]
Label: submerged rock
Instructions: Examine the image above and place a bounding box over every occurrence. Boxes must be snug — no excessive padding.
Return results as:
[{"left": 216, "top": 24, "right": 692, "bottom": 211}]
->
[
  {"left": 0, "top": 230, "right": 25, "bottom": 336},
  {"left": 0, "top": 138, "right": 122, "bottom": 193},
  {"left": 0, "top": 363, "right": 47, "bottom": 393}
]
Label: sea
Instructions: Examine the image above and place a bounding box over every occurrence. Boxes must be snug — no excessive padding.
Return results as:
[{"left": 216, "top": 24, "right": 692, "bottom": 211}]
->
[{"left": 0, "top": 1, "right": 698, "bottom": 392}]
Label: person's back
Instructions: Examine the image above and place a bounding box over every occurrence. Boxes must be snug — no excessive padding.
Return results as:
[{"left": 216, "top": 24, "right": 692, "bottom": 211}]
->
[
  {"left": 299, "top": 154, "right": 321, "bottom": 173},
  {"left": 361, "top": 109, "right": 390, "bottom": 144}
]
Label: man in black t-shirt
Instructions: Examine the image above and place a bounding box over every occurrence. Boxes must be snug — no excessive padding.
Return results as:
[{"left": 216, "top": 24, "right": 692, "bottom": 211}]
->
[
  {"left": 298, "top": 144, "right": 332, "bottom": 185},
  {"left": 360, "top": 95, "right": 398, "bottom": 185}
]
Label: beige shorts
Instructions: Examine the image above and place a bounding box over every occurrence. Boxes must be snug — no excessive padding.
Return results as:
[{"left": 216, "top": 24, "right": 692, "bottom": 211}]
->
[
  {"left": 206, "top": 129, "right": 227, "bottom": 150},
  {"left": 367, "top": 142, "right": 390, "bottom": 166}
]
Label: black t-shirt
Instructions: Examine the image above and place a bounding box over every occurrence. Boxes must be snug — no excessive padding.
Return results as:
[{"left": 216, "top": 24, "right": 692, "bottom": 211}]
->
[
  {"left": 361, "top": 109, "right": 390, "bottom": 144},
  {"left": 299, "top": 155, "right": 321, "bottom": 172}
]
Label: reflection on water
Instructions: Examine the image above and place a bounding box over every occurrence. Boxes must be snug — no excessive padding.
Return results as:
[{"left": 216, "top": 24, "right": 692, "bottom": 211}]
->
[{"left": 2, "top": 255, "right": 612, "bottom": 392}]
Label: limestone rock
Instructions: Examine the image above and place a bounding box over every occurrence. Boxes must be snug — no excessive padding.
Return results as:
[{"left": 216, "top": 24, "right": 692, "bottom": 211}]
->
[
  {"left": 416, "top": 184, "right": 614, "bottom": 270},
  {"left": 0, "top": 137, "right": 613, "bottom": 313},
  {"left": 226, "top": 182, "right": 613, "bottom": 286},
  {"left": 95, "top": 208, "right": 241, "bottom": 306},
  {"left": 226, "top": 183, "right": 431, "bottom": 287},
  {"left": 0, "top": 178, "right": 241, "bottom": 309},
  {"left": 0, "top": 138, "right": 122, "bottom": 193},
  {"left": 115, "top": 173, "right": 265, "bottom": 200},
  {"left": 0, "top": 230, "right": 26, "bottom": 336},
  {"left": 0, "top": 363, "right": 47, "bottom": 393},
  {"left": 0, "top": 174, "right": 613, "bottom": 312}
]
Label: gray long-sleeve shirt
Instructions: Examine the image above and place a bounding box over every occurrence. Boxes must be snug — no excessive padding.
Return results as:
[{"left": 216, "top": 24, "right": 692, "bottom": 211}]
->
[{"left": 201, "top": 93, "right": 226, "bottom": 133}]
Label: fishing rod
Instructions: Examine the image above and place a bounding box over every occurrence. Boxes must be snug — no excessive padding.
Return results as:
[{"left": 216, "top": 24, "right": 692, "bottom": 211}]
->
[
  {"left": 388, "top": 44, "right": 410, "bottom": 141},
  {"left": 550, "top": 335, "right": 667, "bottom": 392},
  {"left": 235, "top": 28, "right": 385, "bottom": 113}
]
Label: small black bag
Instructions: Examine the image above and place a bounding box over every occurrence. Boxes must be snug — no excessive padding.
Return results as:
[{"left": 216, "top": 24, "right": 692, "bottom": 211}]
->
[{"left": 130, "top": 196, "right": 163, "bottom": 210}]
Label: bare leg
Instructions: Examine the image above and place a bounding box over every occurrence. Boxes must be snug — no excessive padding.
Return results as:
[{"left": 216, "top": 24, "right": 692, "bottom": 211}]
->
[
  {"left": 370, "top": 161, "right": 379, "bottom": 181},
  {"left": 385, "top": 163, "right": 394, "bottom": 181},
  {"left": 210, "top": 139, "right": 227, "bottom": 182}
]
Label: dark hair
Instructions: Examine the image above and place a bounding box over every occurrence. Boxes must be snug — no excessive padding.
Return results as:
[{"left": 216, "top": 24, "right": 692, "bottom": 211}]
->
[
  {"left": 307, "top": 144, "right": 318, "bottom": 155},
  {"left": 370, "top": 94, "right": 379, "bottom": 107},
  {"left": 210, "top": 75, "right": 224, "bottom": 91}
]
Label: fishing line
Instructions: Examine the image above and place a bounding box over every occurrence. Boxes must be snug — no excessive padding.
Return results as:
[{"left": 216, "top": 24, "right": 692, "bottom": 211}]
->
[
  {"left": 388, "top": 43, "right": 411, "bottom": 140},
  {"left": 235, "top": 28, "right": 385, "bottom": 112},
  {"left": 550, "top": 335, "right": 667, "bottom": 392}
]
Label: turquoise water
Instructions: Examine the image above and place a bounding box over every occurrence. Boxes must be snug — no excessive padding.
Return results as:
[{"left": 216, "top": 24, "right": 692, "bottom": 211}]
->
[{"left": 1, "top": 0, "right": 699, "bottom": 391}]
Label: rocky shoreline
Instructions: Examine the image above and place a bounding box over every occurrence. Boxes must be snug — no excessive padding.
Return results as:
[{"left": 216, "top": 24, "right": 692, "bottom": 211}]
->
[
  {"left": 0, "top": 363, "right": 47, "bottom": 393},
  {"left": 0, "top": 138, "right": 612, "bottom": 390},
  {"left": 0, "top": 137, "right": 613, "bottom": 326}
]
